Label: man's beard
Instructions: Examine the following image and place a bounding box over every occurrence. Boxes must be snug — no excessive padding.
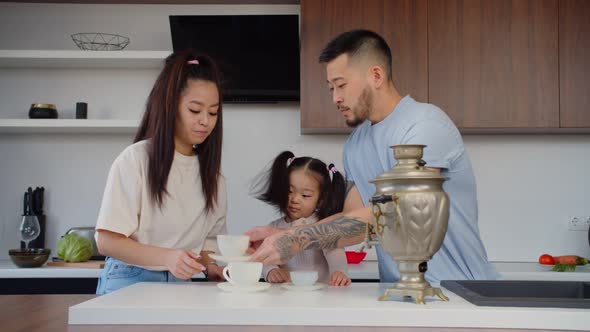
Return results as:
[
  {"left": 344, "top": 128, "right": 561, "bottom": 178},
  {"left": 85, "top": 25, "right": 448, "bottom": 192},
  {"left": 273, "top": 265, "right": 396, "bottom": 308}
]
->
[{"left": 345, "top": 86, "right": 373, "bottom": 128}]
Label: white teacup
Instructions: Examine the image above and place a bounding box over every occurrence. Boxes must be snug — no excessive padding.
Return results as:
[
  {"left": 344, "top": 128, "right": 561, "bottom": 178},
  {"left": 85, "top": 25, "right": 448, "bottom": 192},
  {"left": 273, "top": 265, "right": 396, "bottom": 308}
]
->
[
  {"left": 217, "top": 234, "right": 250, "bottom": 257},
  {"left": 290, "top": 271, "right": 318, "bottom": 287},
  {"left": 222, "top": 262, "right": 262, "bottom": 286}
]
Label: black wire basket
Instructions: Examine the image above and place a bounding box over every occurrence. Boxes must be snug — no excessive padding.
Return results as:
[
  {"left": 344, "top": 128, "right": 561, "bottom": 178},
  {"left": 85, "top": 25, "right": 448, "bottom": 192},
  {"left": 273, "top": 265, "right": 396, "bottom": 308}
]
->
[{"left": 71, "top": 33, "right": 130, "bottom": 51}]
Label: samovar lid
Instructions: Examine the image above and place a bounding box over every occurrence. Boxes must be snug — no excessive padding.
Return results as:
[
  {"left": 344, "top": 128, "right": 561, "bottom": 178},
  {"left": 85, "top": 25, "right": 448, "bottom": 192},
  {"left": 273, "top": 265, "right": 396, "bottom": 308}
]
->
[{"left": 369, "top": 144, "right": 447, "bottom": 182}]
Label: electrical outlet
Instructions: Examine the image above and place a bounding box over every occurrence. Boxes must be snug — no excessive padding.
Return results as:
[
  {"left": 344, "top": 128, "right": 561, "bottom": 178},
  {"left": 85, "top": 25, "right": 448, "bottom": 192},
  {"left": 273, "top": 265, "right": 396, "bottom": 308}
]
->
[{"left": 568, "top": 216, "right": 590, "bottom": 231}]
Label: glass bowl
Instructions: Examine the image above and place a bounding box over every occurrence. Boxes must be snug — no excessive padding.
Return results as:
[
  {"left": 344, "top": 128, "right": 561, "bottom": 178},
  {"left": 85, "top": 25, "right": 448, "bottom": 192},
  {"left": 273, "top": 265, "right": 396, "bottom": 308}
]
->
[{"left": 9, "top": 248, "right": 51, "bottom": 268}]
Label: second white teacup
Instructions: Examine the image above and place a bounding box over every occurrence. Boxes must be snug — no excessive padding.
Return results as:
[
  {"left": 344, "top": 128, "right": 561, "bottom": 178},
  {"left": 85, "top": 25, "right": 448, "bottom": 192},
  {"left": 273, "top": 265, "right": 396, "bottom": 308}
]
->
[
  {"left": 290, "top": 270, "right": 319, "bottom": 287},
  {"left": 222, "top": 262, "right": 262, "bottom": 286},
  {"left": 217, "top": 234, "right": 250, "bottom": 257}
]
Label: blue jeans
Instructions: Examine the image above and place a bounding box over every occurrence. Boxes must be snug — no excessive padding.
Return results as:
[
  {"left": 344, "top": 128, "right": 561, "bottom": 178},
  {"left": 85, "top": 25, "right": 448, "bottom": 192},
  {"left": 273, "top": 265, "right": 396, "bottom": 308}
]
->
[{"left": 96, "top": 257, "right": 189, "bottom": 295}]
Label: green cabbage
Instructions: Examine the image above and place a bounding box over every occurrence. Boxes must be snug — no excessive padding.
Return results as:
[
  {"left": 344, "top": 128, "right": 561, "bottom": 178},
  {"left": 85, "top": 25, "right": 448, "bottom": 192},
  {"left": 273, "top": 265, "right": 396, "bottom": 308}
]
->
[{"left": 57, "top": 233, "right": 93, "bottom": 262}]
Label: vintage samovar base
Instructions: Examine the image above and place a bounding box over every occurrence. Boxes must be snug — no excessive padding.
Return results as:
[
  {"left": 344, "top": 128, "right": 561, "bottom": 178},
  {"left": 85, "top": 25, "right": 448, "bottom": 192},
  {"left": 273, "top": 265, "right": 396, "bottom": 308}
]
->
[
  {"left": 379, "top": 285, "right": 449, "bottom": 304},
  {"left": 377, "top": 261, "right": 450, "bottom": 304}
]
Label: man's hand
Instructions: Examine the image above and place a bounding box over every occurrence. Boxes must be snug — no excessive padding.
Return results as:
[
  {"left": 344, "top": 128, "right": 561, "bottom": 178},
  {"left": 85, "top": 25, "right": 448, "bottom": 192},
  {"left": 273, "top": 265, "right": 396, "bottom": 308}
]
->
[
  {"left": 266, "top": 267, "right": 290, "bottom": 283},
  {"left": 245, "top": 226, "right": 283, "bottom": 254},
  {"left": 248, "top": 230, "right": 299, "bottom": 265}
]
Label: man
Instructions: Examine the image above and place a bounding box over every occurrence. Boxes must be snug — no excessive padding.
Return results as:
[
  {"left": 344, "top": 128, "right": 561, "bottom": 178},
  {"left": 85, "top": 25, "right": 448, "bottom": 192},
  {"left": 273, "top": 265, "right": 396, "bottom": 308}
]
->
[{"left": 247, "top": 29, "right": 498, "bottom": 283}]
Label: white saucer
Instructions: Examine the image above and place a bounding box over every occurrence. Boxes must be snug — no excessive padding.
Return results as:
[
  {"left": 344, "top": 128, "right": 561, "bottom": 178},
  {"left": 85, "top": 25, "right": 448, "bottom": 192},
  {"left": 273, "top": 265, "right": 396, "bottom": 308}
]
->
[
  {"left": 209, "top": 253, "right": 251, "bottom": 263},
  {"left": 281, "top": 282, "right": 325, "bottom": 292},
  {"left": 217, "top": 282, "right": 271, "bottom": 293}
]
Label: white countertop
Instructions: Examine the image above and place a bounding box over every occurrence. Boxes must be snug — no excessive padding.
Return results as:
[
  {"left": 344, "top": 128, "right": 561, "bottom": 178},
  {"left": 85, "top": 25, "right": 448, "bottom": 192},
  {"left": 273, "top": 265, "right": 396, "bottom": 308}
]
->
[
  {"left": 2, "top": 259, "right": 590, "bottom": 281},
  {"left": 68, "top": 282, "right": 589, "bottom": 330},
  {"left": 0, "top": 259, "right": 103, "bottom": 278}
]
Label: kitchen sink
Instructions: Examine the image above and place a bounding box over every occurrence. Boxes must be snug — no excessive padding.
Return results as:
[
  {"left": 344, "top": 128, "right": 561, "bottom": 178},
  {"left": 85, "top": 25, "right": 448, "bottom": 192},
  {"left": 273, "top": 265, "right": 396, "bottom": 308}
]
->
[{"left": 441, "top": 280, "right": 590, "bottom": 308}]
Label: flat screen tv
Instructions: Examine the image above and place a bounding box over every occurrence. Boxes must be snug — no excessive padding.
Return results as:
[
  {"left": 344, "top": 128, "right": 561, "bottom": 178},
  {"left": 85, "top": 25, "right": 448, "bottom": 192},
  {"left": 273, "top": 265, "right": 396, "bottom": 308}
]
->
[{"left": 169, "top": 15, "right": 300, "bottom": 103}]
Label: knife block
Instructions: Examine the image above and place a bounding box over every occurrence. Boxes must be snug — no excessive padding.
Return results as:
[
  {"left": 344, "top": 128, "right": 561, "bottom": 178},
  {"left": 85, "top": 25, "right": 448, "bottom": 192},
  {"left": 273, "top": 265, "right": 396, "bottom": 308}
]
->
[{"left": 20, "top": 214, "right": 46, "bottom": 249}]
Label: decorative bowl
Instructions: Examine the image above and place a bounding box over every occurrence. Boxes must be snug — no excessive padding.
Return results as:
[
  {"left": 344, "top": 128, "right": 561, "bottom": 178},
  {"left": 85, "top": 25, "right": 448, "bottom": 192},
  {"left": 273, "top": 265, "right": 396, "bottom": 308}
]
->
[
  {"left": 345, "top": 251, "right": 367, "bottom": 264},
  {"left": 71, "top": 33, "right": 130, "bottom": 51},
  {"left": 9, "top": 248, "right": 51, "bottom": 268},
  {"left": 29, "top": 103, "right": 58, "bottom": 119}
]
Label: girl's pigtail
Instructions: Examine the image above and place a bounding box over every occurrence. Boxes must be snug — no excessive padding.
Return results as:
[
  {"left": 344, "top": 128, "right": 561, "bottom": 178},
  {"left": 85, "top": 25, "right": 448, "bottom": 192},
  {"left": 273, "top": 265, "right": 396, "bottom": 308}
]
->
[
  {"left": 253, "top": 151, "right": 295, "bottom": 214},
  {"left": 318, "top": 163, "right": 347, "bottom": 219}
]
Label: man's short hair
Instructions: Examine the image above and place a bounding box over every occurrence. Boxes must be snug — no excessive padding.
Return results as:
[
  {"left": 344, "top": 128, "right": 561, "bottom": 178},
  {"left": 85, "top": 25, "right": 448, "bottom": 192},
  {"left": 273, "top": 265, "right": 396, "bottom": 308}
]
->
[{"left": 318, "top": 29, "right": 393, "bottom": 82}]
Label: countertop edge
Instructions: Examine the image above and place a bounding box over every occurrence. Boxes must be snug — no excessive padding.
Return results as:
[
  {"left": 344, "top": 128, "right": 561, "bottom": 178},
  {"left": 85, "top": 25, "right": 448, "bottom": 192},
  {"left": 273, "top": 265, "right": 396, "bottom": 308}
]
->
[{"left": 1, "top": 260, "right": 589, "bottom": 281}]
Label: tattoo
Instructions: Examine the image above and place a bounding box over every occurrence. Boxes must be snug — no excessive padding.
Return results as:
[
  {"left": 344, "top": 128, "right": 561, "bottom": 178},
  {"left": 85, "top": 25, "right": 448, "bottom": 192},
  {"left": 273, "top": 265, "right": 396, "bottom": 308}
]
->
[
  {"left": 275, "top": 233, "right": 299, "bottom": 263},
  {"left": 297, "top": 216, "right": 366, "bottom": 250},
  {"left": 274, "top": 216, "right": 365, "bottom": 262}
]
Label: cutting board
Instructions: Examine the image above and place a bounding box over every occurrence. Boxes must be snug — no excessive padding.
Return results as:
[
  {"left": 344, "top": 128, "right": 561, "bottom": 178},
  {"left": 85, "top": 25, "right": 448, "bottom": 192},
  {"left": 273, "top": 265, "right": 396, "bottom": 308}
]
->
[{"left": 47, "top": 261, "right": 105, "bottom": 269}]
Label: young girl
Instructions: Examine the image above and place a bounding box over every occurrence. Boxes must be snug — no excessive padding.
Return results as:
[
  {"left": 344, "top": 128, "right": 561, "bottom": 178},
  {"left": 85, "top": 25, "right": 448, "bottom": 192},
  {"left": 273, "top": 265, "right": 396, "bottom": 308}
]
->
[
  {"left": 252, "top": 151, "right": 351, "bottom": 286},
  {"left": 95, "top": 50, "right": 226, "bottom": 294}
]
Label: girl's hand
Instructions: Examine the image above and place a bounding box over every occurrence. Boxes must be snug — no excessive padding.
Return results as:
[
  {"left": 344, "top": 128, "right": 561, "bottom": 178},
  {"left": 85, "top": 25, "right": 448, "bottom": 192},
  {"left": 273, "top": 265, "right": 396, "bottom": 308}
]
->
[
  {"left": 165, "top": 249, "right": 205, "bottom": 280},
  {"left": 205, "top": 264, "right": 225, "bottom": 281},
  {"left": 329, "top": 271, "right": 351, "bottom": 287},
  {"left": 266, "top": 267, "right": 290, "bottom": 283}
]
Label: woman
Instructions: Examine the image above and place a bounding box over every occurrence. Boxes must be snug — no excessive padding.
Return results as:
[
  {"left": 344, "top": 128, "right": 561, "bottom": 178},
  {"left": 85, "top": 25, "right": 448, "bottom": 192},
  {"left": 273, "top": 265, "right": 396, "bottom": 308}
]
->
[{"left": 95, "top": 50, "right": 226, "bottom": 294}]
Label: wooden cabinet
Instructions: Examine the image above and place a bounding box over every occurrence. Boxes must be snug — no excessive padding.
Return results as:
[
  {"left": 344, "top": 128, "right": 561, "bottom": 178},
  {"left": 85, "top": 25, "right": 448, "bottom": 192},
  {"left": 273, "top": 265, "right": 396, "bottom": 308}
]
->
[
  {"left": 559, "top": 0, "right": 590, "bottom": 128},
  {"left": 300, "top": 0, "right": 428, "bottom": 133},
  {"left": 428, "top": 0, "right": 559, "bottom": 129},
  {"left": 300, "top": 0, "right": 589, "bottom": 133}
]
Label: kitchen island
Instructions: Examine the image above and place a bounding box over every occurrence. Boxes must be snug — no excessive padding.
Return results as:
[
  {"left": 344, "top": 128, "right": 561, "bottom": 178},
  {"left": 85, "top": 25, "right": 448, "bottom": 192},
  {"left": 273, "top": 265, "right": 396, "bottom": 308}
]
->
[
  {"left": 66, "top": 282, "right": 588, "bottom": 330},
  {"left": 2, "top": 282, "right": 586, "bottom": 332}
]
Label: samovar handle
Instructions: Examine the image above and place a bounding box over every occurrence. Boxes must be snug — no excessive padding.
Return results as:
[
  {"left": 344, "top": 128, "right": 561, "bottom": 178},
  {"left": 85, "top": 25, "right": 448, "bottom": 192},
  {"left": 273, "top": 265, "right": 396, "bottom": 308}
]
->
[
  {"left": 360, "top": 194, "right": 395, "bottom": 251},
  {"left": 371, "top": 195, "right": 394, "bottom": 236}
]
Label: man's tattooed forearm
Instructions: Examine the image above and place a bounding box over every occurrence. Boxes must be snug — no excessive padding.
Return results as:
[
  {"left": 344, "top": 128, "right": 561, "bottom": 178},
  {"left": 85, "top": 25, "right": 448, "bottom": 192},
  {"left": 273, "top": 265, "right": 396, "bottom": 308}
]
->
[
  {"left": 293, "top": 216, "right": 366, "bottom": 250},
  {"left": 275, "top": 233, "right": 298, "bottom": 263}
]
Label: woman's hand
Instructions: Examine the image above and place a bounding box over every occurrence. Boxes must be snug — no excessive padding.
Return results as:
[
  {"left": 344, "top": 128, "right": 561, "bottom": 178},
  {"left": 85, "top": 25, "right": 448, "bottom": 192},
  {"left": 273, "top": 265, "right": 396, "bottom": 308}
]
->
[
  {"left": 329, "top": 271, "right": 351, "bottom": 287},
  {"left": 165, "top": 249, "right": 205, "bottom": 280},
  {"left": 205, "top": 264, "right": 225, "bottom": 281},
  {"left": 266, "top": 267, "right": 290, "bottom": 283}
]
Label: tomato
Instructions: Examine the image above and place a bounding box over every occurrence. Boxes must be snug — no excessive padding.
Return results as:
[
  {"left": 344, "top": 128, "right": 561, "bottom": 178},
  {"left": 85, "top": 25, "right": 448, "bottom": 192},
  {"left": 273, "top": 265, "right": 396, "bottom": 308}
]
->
[{"left": 539, "top": 254, "right": 555, "bottom": 265}]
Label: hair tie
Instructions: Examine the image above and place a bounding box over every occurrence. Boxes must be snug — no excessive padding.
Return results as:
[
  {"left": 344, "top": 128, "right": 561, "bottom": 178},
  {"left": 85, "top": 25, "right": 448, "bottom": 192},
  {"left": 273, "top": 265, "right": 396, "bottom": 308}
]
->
[
  {"left": 287, "top": 157, "right": 295, "bottom": 167},
  {"left": 327, "top": 164, "right": 337, "bottom": 174},
  {"left": 187, "top": 59, "right": 199, "bottom": 65}
]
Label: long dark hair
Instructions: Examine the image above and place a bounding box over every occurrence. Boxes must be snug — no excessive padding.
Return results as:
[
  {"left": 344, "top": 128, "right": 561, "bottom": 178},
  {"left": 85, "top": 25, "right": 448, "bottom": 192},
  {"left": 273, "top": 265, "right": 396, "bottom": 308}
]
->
[
  {"left": 134, "top": 50, "right": 223, "bottom": 213},
  {"left": 252, "top": 151, "right": 346, "bottom": 220}
]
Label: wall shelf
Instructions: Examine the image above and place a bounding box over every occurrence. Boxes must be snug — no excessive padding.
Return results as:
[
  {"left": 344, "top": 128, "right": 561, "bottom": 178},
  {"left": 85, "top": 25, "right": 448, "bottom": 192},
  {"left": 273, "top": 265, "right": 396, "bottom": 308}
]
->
[
  {"left": 0, "top": 50, "right": 170, "bottom": 68},
  {"left": 0, "top": 119, "right": 139, "bottom": 134}
]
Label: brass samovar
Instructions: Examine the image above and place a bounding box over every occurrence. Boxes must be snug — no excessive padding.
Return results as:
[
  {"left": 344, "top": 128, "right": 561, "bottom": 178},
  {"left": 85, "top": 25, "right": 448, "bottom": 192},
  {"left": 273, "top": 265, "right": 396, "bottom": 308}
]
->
[{"left": 363, "top": 145, "right": 450, "bottom": 304}]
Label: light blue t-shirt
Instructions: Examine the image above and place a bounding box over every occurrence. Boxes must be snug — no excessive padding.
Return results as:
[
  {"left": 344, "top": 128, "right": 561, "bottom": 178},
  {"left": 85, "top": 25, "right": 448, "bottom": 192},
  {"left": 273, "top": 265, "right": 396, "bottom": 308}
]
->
[{"left": 343, "top": 95, "right": 499, "bottom": 283}]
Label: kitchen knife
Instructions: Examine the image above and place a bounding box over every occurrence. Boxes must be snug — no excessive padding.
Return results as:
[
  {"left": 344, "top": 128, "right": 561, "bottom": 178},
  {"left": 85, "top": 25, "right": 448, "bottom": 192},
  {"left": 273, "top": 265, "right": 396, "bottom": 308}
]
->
[
  {"left": 31, "top": 187, "right": 38, "bottom": 215},
  {"left": 27, "top": 187, "right": 34, "bottom": 215},
  {"left": 23, "top": 191, "right": 31, "bottom": 216},
  {"left": 33, "top": 187, "right": 41, "bottom": 215},
  {"left": 39, "top": 187, "right": 44, "bottom": 215}
]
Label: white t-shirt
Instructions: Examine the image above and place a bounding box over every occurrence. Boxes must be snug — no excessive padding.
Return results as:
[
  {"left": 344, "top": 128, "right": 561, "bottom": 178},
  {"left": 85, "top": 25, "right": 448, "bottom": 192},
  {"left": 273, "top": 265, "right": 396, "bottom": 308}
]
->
[{"left": 95, "top": 140, "right": 227, "bottom": 269}]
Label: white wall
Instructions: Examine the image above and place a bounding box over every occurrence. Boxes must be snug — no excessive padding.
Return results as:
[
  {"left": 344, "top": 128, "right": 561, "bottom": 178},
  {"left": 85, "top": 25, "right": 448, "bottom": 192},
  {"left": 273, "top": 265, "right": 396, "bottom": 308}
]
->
[{"left": 1, "top": 3, "right": 589, "bottom": 262}]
